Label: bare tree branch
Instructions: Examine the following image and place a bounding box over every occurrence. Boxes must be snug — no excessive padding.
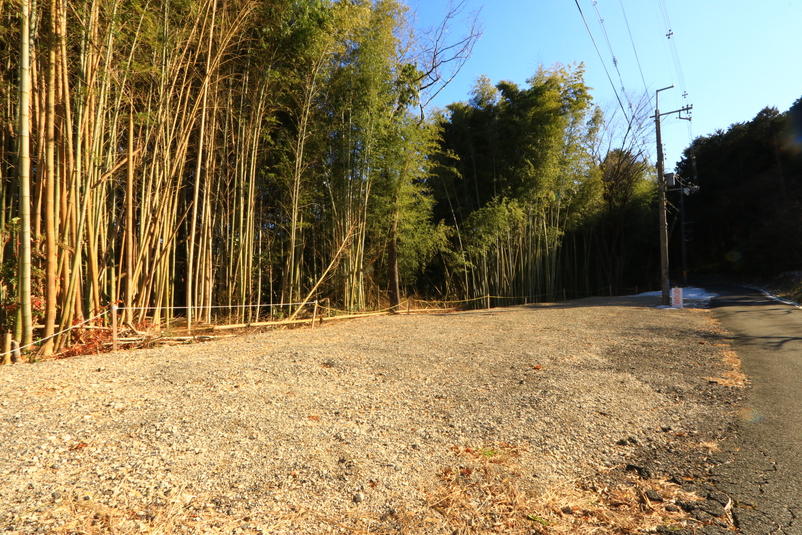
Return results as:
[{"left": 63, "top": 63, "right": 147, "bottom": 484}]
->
[{"left": 410, "top": 0, "right": 483, "bottom": 116}]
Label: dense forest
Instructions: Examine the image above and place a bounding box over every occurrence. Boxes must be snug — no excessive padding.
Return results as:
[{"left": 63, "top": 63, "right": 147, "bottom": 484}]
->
[
  {"left": 675, "top": 98, "right": 802, "bottom": 279},
  {"left": 0, "top": 0, "right": 719, "bottom": 357}
]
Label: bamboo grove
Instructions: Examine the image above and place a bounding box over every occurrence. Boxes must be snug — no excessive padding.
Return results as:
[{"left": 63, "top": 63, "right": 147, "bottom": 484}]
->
[{"left": 1, "top": 0, "right": 660, "bottom": 355}]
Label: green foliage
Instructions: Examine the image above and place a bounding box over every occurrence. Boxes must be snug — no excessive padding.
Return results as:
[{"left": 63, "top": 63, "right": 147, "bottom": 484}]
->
[
  {"left": 373, "top": 116, "right": 448, "bottom": 279},
  {"left": 463, "top": 198, "right": 525, "bottom": 256},
  {"left": 431, "top": 64, "right": 602, "bottom": 300}
]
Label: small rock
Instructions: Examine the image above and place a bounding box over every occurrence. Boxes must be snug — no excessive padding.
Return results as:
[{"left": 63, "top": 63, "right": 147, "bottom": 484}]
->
[
  {"left": 561, "top": 505, "right": 573, "bottom": 515},
  {"left": 645, "top": 489, "right": 663, "bottom": 502},
  {"left": 625, "top": 464, "right": 651, "bottom": 479},
  {"left": 712, "top": 518, "right": 731, "bottom": 529},
  {"left": 670, "top": 474, "right": 686, "bottom": 485},
  {"left": 665, "top": 504, "right": 680, "bottom": 512},
  {"left": 353, "top": 492, "right": 365, "bottom": 503},
  {"left": 701, "top": 501, "right": 726, "bottom": 518},
  {"left": 616, "top": 439, "right": 629, "bottom": 446},
  {"left": 706, "top": 490, "right": 730, "bottom": 505}
]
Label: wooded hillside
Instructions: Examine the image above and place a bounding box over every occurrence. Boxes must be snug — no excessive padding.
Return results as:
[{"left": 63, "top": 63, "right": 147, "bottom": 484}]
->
[
  {"left": 1, "top": 0, "right": 660, "bottom": 356},
  {"left": 676, "top": 98, "right": 802, "bottom": 278}
]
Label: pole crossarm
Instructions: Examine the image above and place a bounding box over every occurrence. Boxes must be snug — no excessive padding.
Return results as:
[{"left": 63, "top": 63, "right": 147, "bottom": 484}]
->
[{"left": 651, "top": 104, "right": 693, "bottom": 120}]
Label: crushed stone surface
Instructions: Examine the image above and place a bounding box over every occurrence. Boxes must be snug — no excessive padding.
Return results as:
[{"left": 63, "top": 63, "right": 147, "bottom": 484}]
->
[{"left": 0, "top": 295, "right": 742, "bottom": 533}]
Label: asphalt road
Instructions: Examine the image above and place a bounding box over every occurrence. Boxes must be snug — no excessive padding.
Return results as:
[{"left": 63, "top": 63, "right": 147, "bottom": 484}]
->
[{"left": 706, "top": 284, "right": 802, "bottom": 534}]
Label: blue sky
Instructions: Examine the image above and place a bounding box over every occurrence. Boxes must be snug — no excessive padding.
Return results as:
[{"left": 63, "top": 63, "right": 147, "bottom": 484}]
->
[{"left": 411, "top": 0, "right": 802, "bottom": 172}]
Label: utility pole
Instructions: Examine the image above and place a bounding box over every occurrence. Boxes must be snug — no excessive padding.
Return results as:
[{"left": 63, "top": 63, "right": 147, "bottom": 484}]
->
[
  {"left": 652, "top": 85, "right": 692, "bottom": 306},
  {"left": 680, "top": 176, "right": 687, "bottom": 286},
  {"left": 667, "top": 174, "right": 699, "bottom": 287}
]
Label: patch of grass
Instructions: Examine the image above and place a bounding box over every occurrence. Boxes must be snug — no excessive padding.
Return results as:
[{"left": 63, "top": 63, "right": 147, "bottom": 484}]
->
[
  {"left": 705, "top": 318, "right": 749, "bottom": 388},
  {"left": 706, "top": 348, "right": 749, "bottom": 388},
  {"left": 527, "top": 513, "right": 549, "bottom": 526},
  {"left": 6, "top": 455, "right": 723, "bottom": 535},
  {"left": 5, "top": 491, "right": 285, "bottom": 535},
  {"left": 421, "top": 444, "right": 715, "bottom": 534}
]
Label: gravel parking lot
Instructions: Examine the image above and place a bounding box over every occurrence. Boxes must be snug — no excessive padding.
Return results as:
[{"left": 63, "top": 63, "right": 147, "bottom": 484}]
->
[{"left": 0, "top": 295, "right": 744, "bottom": 534}]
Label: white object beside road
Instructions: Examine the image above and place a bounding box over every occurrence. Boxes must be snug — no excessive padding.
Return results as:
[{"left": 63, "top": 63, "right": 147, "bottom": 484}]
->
[{"left": 671, "top": 287, "right": 684, "bottom": 308}]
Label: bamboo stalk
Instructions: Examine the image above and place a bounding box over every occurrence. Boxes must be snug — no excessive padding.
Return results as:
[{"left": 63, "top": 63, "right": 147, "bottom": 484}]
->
[
  {"left": 2, "top": 334, "right": 11, "bottom": 365},
  {"left": 41, "top": 0, "right": 59, "bottom": 356},
  {"left": 18, "top": 0, "right": 34, "bottom": 347},
  {"left": 111, "top": 304, "right": 117, "bottom": 351}
]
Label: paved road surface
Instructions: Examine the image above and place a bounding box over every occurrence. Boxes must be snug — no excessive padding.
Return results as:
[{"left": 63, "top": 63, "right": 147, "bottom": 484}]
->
[{"left": 707, "top": 285, "right": 802, "bottom": 534}]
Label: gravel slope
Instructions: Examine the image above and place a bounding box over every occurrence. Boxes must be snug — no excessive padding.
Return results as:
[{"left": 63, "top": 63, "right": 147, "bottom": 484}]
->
[{"left": 0, "top": 295, "right": 743, "bottom": 534}]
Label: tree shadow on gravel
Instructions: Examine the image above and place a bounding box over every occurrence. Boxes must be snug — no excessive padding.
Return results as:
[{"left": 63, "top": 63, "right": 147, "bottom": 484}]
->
[
  {"left": 525, "top": 295, "right": 665, "bottom": 309},
  {"left": 460, "top": 295, "right": 665, "bottom": 313}
]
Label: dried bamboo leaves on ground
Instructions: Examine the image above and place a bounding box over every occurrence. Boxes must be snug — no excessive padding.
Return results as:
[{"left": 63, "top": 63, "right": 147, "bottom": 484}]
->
[{"left": 0, "top": 295, "right": 744, "bottom": 534}]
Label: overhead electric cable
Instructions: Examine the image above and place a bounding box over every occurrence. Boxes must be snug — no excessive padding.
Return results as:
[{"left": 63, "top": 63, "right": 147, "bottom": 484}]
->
[
  {"left": 663, "top": 0, "right": 694, "bottom": 152},
  {"left": 669, "top": 41, "right": 688, "bottom": 100},
  {"left": 652, "top": 0, "right": 689, "bottom": 106},
  {"left": 650, "top": 0, "right": 695, "bottom": 172},
  {"left": 590, "top": 0, "right": 632, "bottom": 110},
  {"left": 573, "top": 0, "right": 630, "bottom": 121},
  {"left": 654, "top": 0, "right": 670, "bottom": 35},
  {"left": 618, "top": 0, "right": 651, "bottom": 106}
]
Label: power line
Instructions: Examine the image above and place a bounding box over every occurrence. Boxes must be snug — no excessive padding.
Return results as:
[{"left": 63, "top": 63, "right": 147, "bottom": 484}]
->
[
  {"left": 653, "top": 0, "right": 694, "bottom": 167},
  {"left": 594, "top": 0, "right": 655, "bottom": 165},
  {"left": 573, "top": 0, "right": 694, "bottom": 168},
  {"left": 655, "top": 0, "right": 670, "bottom": 32},
  {"left": 618, "top": 0, "right": 651, "bottom": 106},
  {"left": 590, "top": 0, "right": 632, "bottom": 111},
  {"left": 652, "top": 0, "right": 689, "bottom": 107},
  {"left": 573, "top": 0, "right": 630, "bottom": 122}
]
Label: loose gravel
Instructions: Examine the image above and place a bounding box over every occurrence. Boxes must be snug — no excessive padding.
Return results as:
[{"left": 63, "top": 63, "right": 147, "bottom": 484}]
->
[{"left": 0, "top": 295, "right": 743, "bottom": 534}]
